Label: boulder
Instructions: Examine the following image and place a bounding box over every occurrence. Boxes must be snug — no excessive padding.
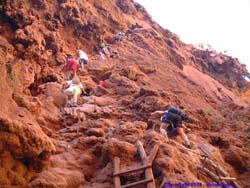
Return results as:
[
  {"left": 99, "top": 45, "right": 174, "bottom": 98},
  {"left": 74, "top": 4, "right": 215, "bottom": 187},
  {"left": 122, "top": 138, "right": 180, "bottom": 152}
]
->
[
  {"left": 29, "top": 168, "right": 85, "bottom": 188},
  {"left": 41, "top": 82, "right": 65, "bottom": 108},
  {"left": 105, "top": 73, "right": 139, "bottom": 95},
  {"left": 86, "top": 128, "right": 105, "bottom": 137},
  {"left": 102, "top": 138, "right": 137, "bottom": 162},
  {"left": 0, "top": 115, "right": 55, "bottom": 158},
  {"left": 111, "top": 121, "right": 147, "bottom": 143}
]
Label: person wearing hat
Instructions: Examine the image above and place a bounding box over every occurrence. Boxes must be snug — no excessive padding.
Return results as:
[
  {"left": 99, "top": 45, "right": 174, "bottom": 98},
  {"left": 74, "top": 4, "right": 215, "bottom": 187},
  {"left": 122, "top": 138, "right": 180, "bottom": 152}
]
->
[{"left": 64, "top": 76, "right": 83, "bottom": 107}]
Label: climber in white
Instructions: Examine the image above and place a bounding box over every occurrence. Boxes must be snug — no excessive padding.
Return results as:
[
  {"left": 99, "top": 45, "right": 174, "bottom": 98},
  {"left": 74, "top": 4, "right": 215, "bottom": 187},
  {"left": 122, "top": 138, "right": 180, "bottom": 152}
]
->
[{"left": 77, "top": 50, "right": 88, "bottom": 68}]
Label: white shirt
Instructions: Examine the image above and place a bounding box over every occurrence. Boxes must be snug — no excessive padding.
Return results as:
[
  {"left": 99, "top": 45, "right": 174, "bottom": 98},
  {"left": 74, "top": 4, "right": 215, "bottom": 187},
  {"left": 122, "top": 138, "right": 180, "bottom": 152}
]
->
[
  {"left": 78, "top": 50, "right": 88, "bottom": 61},
  {"left": 66, "top": 80, "right": 83, "bottom": 89}
]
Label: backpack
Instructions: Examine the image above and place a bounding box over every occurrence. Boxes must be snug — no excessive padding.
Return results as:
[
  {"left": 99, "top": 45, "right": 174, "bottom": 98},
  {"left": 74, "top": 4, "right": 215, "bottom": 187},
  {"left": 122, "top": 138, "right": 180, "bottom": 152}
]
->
[
  {"left": 168, "top": 107, "right": 181, "bottom": 115},
  {"left": 160, "top": 111, "right": 169, "bottom": 122}
]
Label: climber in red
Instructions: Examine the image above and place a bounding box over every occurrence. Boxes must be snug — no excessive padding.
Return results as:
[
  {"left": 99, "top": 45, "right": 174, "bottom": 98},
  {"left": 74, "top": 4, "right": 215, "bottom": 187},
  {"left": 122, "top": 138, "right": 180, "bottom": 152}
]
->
[{"left": 64, "top": 55, "right": 78, "bottom": 80}]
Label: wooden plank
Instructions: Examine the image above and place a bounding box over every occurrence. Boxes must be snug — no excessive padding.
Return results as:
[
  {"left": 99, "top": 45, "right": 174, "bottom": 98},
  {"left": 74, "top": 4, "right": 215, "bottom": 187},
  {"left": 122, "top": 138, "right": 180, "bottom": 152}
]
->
[
  {"left": 136, "top": 141, "right": 147, "bottom": 160},
  {"left": 121, "top": 178, "right": 153, "bottom": 188},
  {"left": 204, "top": 159, "right": 241, "bottom": 188},
  {"left": 136, "top": 141, "right": 156, "bottom": 188},
  {"left": 197, "top": 165, "right": 220, "bottom": 184},
  {"left": 147, "top": 145, "right": 159, "bottom": 164},
  {"left": 204, "top": 158, "right": 228, "bottom": 176},
  {"left": 113, "top": 164, "right": 152, "bottom": 176},
  {"left": 113, "top": 157, "right": 121, "bottom": 188},
  {"left": 219, "top": 177, "right": 236, "bottom": 180}
]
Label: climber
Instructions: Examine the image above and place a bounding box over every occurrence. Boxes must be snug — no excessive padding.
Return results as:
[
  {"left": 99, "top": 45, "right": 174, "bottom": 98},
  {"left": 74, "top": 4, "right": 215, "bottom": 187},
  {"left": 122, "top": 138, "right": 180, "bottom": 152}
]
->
[
  {"left": 78, "top": 50, "right": 88, "bottom": 68},
  {"left": 115, "top": 32, "right": 125, "bottom": 42},
  {"left": 63, "top": 76, "right": 83, "bottom": 107},
  {"left": 97, "top": 50, "right": 105, "bottom": 60},
  {"left": 152, "top": 106, "right": 191, "bottom": 148},
  {"left": 64, "top": 55, "right": 78, "bottom": 80},
  {"left": 99, "top": 42, "right": 110, "bottom": 57}
]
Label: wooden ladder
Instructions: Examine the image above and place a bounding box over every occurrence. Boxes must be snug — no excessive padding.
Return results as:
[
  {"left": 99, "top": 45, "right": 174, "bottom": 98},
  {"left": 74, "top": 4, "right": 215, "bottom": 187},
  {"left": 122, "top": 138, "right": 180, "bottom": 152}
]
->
[
  {"left": 113, "top": 141, "right": 159, "bottom": 188},
  {"left": 198, "top": 156, "right": 241, "bottom": 188}
]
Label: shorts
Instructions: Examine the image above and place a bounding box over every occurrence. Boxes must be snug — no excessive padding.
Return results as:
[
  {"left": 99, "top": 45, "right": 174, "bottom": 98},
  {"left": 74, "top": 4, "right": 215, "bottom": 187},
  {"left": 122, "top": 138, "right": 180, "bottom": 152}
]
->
[
  {"left": 161, "top": 112, "right": 183, "bottom": 128},
  {"left": 65, "top": 86, "right": 81, "bottom": 96},
  {"left": 79, "top": 58, "right": 88, "bottom": 65}
]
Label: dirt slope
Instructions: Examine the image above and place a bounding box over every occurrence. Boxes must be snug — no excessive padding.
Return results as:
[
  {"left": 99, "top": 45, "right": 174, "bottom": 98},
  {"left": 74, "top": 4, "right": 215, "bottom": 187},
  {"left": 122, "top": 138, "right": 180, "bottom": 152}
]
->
[{"left": 0, "top": 0, "right": 250, "bottom": 188}]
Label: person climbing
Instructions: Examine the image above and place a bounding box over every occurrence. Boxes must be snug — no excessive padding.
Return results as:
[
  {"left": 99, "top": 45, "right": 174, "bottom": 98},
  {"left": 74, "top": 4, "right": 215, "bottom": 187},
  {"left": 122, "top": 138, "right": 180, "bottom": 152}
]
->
[
  {"left": 152, "top": 106, "right": 191, "bottom": 148},
  {"left": 99, "top": 42, "right": 110, "bottom": 57},
  {"left": 115, "top": 32, "right": 125, "bottom": 42},
  {"left": 64, "top": 55, "right": 78, "bottom": 80},
  {"left": 63, "top": 76, "right": 83, "bottom": 107},
  {"left": 97, "top": 50, "right": 105, "bottom": 60},
  {"left": 78, "top": 50, "right": 88, "bottom": 68}
]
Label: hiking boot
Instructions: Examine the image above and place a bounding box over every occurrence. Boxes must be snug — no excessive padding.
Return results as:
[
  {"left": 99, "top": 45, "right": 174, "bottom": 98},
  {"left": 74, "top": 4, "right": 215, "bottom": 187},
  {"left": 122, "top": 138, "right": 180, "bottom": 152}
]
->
[
  {"left": 65, "top": 103, "right": 71, "bottom": 107},
  {"left": 183, "top": 143, "right": 192, "bottom": 149}
]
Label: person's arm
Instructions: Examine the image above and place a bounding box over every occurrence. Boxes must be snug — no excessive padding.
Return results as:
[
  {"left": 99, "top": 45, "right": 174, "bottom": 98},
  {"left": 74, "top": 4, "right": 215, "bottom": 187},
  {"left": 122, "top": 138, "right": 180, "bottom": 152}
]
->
[
  {"left": 62, "top": 82, "right": 69, "bottom": 90},
  {"left": 151, "top": 110, "right": 165, "bottom": 116},
  {"left": 182, "top": 123, "right": 191, "bottom": 131},
  {"left": 63, "top": 80, "right": 71, "bottom": 89},
  {"left": 79, "top": 83, "right": 86, "bottom": 95}
]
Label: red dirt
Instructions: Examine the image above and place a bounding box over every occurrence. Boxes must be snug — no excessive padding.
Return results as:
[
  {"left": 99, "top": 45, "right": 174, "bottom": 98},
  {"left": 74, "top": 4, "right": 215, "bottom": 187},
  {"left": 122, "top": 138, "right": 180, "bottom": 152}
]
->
[{"left": 0, "top": 0, "right": 249, "bottom": 188}]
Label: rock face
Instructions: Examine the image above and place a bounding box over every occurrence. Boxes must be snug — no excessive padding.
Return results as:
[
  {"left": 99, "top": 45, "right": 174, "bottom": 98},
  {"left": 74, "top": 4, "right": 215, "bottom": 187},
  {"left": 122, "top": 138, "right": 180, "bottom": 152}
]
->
[
  {"left": 192, "top": 47, "right": 250, "bottom": 91},
  {"left": 0, "top": 0, "right": 250, "bottom": 188},
  {"left": 0, "top": 36, "right": 55, "bottom": 187}
]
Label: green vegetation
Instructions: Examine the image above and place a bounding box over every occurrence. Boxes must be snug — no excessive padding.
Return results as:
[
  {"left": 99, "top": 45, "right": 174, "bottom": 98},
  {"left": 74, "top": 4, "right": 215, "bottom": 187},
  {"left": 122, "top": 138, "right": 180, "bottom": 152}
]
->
[
  {"left": 203, "top": 108, "right": 213, "bottom": 115},
  {"left": 6, "top": 64, "right": 19, "bottom": 93}
]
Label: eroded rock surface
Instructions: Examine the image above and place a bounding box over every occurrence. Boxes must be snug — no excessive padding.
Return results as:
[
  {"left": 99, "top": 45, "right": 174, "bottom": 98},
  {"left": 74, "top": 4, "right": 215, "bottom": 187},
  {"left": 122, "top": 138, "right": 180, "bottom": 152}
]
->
[{"left": 0, "top": 0, "right": 249, "bottom": 187}]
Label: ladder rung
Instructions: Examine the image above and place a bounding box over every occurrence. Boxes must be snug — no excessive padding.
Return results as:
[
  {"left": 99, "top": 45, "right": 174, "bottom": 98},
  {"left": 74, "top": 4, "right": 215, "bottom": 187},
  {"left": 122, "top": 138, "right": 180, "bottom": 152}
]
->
[
  {"left": 113, "top": 164, "right": 152, "bottom": 176},
  {"left": 219, "top": 176, "right": 236, "bottom": 180},
  {"left": 121, "top": 178, "right": 153, "bottom": 188}
]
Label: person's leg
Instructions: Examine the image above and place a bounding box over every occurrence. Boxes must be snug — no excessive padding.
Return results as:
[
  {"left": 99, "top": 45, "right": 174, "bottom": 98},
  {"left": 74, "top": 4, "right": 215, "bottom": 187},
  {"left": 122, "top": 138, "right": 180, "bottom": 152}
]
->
[
  {"left": 64, "top": 90, "right": 73, "bottom": 106},
  {"left": 160, "top": 122, "right": 169, "bottom": 142},
  {"left": 65, "top": 70, "right": 69, "bottom": 80},
  {"left": 66, "top": 70, "right": 74, "bottom": 80},
  {"left": 73, "top": 93, "right": 78, "bottom": 104},
  {"left": 81, "top": 61, "right": 84, "bottom": 69},
  {"left": 176, "top": 127, "right": 191, "bottom": 148},
  {"left": 73, "top": 69, "right": 77, "bottom": 77},
  {"left": 167, "top": 113, "right": 190, "bottom": 147},
  {"left": 72, "top": 88, "right": 81, "bottom": 106},
  {"left": 72, "top": 61, "right": 78, "bottom": 77}
]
